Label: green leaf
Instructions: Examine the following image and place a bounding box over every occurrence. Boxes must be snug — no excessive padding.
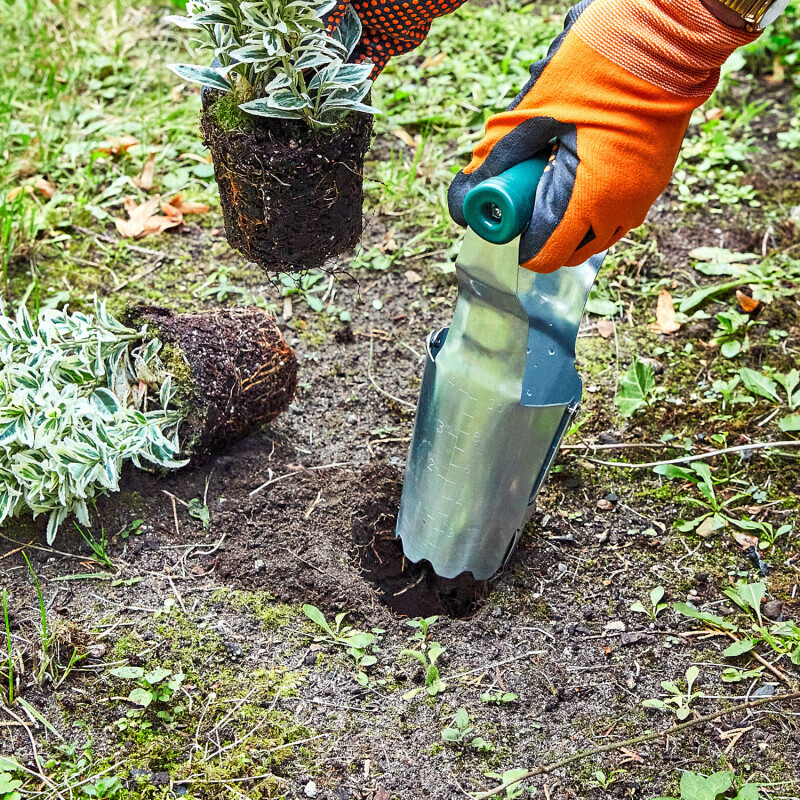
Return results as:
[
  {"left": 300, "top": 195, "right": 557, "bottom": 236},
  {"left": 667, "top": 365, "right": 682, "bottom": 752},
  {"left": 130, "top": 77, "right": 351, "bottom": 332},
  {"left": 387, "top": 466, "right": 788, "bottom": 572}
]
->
[
  {"left": 738, "top": 368, "right": 779, "bottom": 403},
  {"left": 168, "top": 64, "right": 232, "bottom": 92},
  {"left": 441, "top": 728, "right": 460, "bottom": 742},
  {"left": 733, "top": 784, "right": 761, "bottom": 800},
  {"left": 723, "top": 638, "right": 757, "bottom": 657},
  {"left": 454, "top": 707, "right": 469, "bottom": 729},
  {"left": 654, "top": 464, "right": 697, "bottom": 482},
  {"left": 650, "top": 586, "right": 665, "bottom": 606},
  {"left": 91, "top": 388, "right": 120, "bottom": 418},
  {"left": 630, "top": 601, "right": 648, "bottom": 614},
  {"left": 673, "top": 602, "right": 738, "bottom": 631},
  {"left": 188, "top": 498, "right": 210, "bottom": 530},
  {"left": 720, "top": 339, "right": 741, "bottom": 358},
  {"left": 679, "top": 770, "right": 733, "bottom": 800},
  {"left": 616, "top": 357, "right": 655, "bottom": 418},
  {"left": 110, "top": 666, "right": 145, "bottom": 680},
  {"left": 128, "top": 687, "right": 154, "bottom": 707},
  {"left": 303, "top": 604, "right": 334, "bottom": 636},
  {"left": 238, "top": 99, "right": 303, "bottom": 119},
  {"left": 779, "top": 414, "right": 800, "bottom": 432},
  {"left": 144, "top": 666, "right": 172, "bottom": 685}
]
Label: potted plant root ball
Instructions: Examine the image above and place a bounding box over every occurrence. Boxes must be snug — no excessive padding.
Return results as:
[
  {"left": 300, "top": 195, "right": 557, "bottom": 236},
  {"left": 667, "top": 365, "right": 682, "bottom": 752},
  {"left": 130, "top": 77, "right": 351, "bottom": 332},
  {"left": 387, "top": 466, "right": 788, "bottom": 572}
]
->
[{"left": 167, "top": 0, "right": 376, "bottom": 271}]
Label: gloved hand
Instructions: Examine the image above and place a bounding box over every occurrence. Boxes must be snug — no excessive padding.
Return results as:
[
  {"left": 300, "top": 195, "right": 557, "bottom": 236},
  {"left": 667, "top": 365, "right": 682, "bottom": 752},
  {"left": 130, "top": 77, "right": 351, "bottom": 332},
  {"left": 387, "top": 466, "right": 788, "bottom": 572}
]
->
[
  {"left": 325, "top": 0, "right": 467, "bottom": 75},
  {"left": 448, "top": 0, "right": 759, "bottom": 273}
]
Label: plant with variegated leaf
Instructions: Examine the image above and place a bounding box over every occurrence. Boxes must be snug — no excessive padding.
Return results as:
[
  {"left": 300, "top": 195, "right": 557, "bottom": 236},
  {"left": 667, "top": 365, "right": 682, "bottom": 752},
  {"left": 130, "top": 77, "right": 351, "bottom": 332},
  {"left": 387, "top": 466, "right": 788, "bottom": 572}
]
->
[
  {"left": 0, "top": 299, "right": 187, "bottom": 543},
  {"left": 167, "top": 0, "right": 377, "bottom": 130}
]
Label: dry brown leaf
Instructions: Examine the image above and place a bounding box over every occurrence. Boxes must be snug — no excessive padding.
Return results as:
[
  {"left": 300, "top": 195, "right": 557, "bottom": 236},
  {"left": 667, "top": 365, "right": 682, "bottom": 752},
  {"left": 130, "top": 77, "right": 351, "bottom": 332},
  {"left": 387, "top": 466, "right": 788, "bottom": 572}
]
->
[
  {"left": 732, "top": 530, "right": 758, "bottom": 550},
  {"left": 405, "top": 270, "right": 422, "bottom": 284},
  {"left": 379, "top": 229, "right": 398, "bottom": 253},
  {"left": 160, "top": 200, "right": 183, "bottom": 222},
  {"left": 6, "top": 185, "right": 32, "bottom": 201},
  {"left": 34, "top": 177, "right": 56, "bottom": 199},
  {"left": 115, "top": 195, "right": 180, "bottom": 239},
  {"left": 391, "top": 128, "right": 418, "bottom": 148},
  {"left": 133, "top": 151, "right": 157, "bottom": 192},
  {"left": 649, "top": 288, "right": 681, "bottom": 334},
  {"left": 596, "top": 319, "right": 614, "bottom": 339},
  {"left": 97, "top": 135, "right": 140, "bottom": 156},
  {"left": 736, "top": 290, "right": 761, "bottom": 313},
  {"left": 176, "top": 200, "right": 210, "bottom": 215},
  {"left": 705, "top": 107, "right": 724, "bottom": 121},
  {"left": 178, "top": 152, "right": 213, "bottom": 164},
  {"left": 422, "top": 52, "right": 446, "bottom": 70}
]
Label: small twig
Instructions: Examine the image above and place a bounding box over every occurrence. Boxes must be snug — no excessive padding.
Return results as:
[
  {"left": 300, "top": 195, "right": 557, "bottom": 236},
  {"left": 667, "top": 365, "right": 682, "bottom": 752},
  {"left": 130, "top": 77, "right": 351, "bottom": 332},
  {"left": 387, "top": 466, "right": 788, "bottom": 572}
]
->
[
  {"left": 586, "top": 440, "right": 800, "bottom": 469},
  {"left": 473, "top": 690, "right": 800, "bottom": 798},
  {"left": 367, "top": 325, "right": 415, "bottom": 409},
  {"left": 249, "top": 462, "right": 353, "bottom": 497}
]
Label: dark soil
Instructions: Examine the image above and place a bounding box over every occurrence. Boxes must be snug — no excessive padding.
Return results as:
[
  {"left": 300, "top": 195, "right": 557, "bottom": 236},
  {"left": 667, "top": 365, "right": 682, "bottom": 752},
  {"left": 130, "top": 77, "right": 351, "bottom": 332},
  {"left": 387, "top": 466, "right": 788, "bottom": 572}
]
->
[
  {"left": 201, "top": 92, "right": 374, "bottom": 272},
  {"left": 136, "top": 306, "right": 298, "bottom": 452}
]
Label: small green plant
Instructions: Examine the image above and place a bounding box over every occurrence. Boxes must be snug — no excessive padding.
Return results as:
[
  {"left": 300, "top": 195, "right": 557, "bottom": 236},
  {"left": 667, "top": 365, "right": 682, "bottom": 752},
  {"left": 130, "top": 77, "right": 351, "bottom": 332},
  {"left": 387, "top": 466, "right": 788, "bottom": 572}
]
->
[
  {"left": 119, "top": 519, "right": 144, "bottom": 539},
  {"left": 630, "top": 585, "right": 669, "bottom": 621},
  {"left": 302, "top": 604, "right": 379, "bottom": 686},
  {"left": 188, "top": 497, "right": 210, "bottom": 529},
  {"left": 440, "top": 707, "right": 493, "bottom": 752},
  {"left": 2, "top": 589, "right": 12, "bottom": 706},
  {"left": 109, "top": 665, "right": 185, "bottom": 730},
  {"left": 402, "top": 641, "right": 447, "bottom": 699},
  {"left": 720, "top": 666, "right": 763, "bottom": 682},
  {"left": 167, "top": 0, "right": 377, "bottom": 130},
  {"left": 22, "top": 552, "right": 52, "bottom": 685},
  {"left": 82, "top": 776, "right": 123, "bottom": 799},
  {"left": 711, "top": 309, "right": 762, "bottom": 359},
  {"left": 406, "top": 615, "right": 439, "bottom": 643},
  {"left": 594, "top": 769, "right": 626, "bottom": 790},
  {"left": 75, "top": 523, "right": 114, "bottom": 570},
  {"left": 0, "top": 299, "right": 187, "bottom": 542},
  {"left": 0, "top": 768, "right": 22, "bottom": 800},
  {"left": 653, "top": 770, "right": 761, "bottom": 800},
  {"left": 643, "top": 665, "right": 701, "bottom": 720},
  {"left": 483, "top": 769, "right": 530, "bottom": 799},
  {"left": 654, "top": 462, "right": 752, "bottom": 532},
  {"left": 616, "top": 356, "right": 657, "bottom": 418},
  {"left": 480, "top": 690, "right": 518, "bottom": 705}
]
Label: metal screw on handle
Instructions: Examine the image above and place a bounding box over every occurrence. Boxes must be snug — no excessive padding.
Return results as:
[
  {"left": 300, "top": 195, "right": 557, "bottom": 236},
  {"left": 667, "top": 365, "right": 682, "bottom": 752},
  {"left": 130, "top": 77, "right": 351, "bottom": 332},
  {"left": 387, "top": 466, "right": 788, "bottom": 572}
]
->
[{"left": 462, "top": 152, "right": 550, "bottom": 245}]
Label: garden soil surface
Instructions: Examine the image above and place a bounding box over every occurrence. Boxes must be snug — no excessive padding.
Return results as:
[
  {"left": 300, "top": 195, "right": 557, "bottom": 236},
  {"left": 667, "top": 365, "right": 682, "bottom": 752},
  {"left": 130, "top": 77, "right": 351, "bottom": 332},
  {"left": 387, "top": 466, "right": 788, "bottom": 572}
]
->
[{"left": 2, "top": 102, "right": 800, "bottom": 800}]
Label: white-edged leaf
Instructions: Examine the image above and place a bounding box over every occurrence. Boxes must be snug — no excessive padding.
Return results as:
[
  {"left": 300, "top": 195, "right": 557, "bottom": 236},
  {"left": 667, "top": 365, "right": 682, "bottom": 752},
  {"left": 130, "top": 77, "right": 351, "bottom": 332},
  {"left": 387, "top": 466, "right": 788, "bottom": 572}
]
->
[{"left": 168, "top": 64, "right": 232, "bottom": 92}]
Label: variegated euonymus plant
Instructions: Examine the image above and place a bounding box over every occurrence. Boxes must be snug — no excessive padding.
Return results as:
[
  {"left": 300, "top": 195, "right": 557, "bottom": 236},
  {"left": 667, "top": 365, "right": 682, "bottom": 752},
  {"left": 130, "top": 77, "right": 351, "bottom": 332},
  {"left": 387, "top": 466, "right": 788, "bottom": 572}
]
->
[
  {"left": 167, "top": 0, "right": 378, "bottom": 130},
  {"left": 0, "top": 300, "right": 187, "bottom": 544}
]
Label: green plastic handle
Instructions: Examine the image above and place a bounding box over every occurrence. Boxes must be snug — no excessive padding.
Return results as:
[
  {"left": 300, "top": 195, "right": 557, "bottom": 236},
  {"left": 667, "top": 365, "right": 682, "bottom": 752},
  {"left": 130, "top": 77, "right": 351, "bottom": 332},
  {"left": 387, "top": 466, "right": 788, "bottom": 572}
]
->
[{"left": 462, "top": 153, "right": 549, "bottom": 245}]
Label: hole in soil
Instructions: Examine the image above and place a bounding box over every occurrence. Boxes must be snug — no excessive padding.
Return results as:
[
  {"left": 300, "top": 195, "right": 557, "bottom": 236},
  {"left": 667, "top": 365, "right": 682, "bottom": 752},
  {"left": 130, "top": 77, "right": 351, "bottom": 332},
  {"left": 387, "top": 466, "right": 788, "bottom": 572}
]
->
[{"left": 353, "top": 465, "right": 489, "bottom": 618}]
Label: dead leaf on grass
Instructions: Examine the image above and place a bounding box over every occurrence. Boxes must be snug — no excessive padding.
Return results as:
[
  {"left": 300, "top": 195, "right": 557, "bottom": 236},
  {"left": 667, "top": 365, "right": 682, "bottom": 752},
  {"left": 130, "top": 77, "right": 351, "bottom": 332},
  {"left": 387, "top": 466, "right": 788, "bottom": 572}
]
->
[
  {"left": 405, "top": 270, "right": 422, "bottom": 284},
  {"left": 596, "top": 319, "right": 614, "bottom": 339},
  {"left": 34, "top": 177, "right": 56, "bottom": 199},
  {"left": 115, "top": 196, "right": 180, "bottom": 239},
  {"left": 421, "top": 52, "right": 446, "bottom": 70},
  {"left": 165, "top": 193, "right": 210, "bottom": 215},
  {"left": 97, "top": 135, "right": 140, "bottom": 156},
  {"left": 731, "top": 530, "right": 758, "bottom": 550},
  {"left": 736, "top": 290, "right": 761, "bottom": 313},
  {"left": 648, "top": 289, "right": 681, "bottom": 334},
  {"left": 133, "top": 151, "right": 157, "bottom": 191},
  {"left": 392, "top": 128, "right": 420, "bottom": 148}
]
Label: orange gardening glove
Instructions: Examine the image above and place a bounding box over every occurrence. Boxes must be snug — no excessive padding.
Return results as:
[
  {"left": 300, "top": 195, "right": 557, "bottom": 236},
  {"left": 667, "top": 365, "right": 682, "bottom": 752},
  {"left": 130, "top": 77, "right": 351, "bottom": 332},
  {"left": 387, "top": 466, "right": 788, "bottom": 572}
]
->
[
  {"left": 325, "top": 0, "right": 467, "bottom": 76},
  {"left": 448, "top": 0, "right": 759, "bottom": 273}
]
